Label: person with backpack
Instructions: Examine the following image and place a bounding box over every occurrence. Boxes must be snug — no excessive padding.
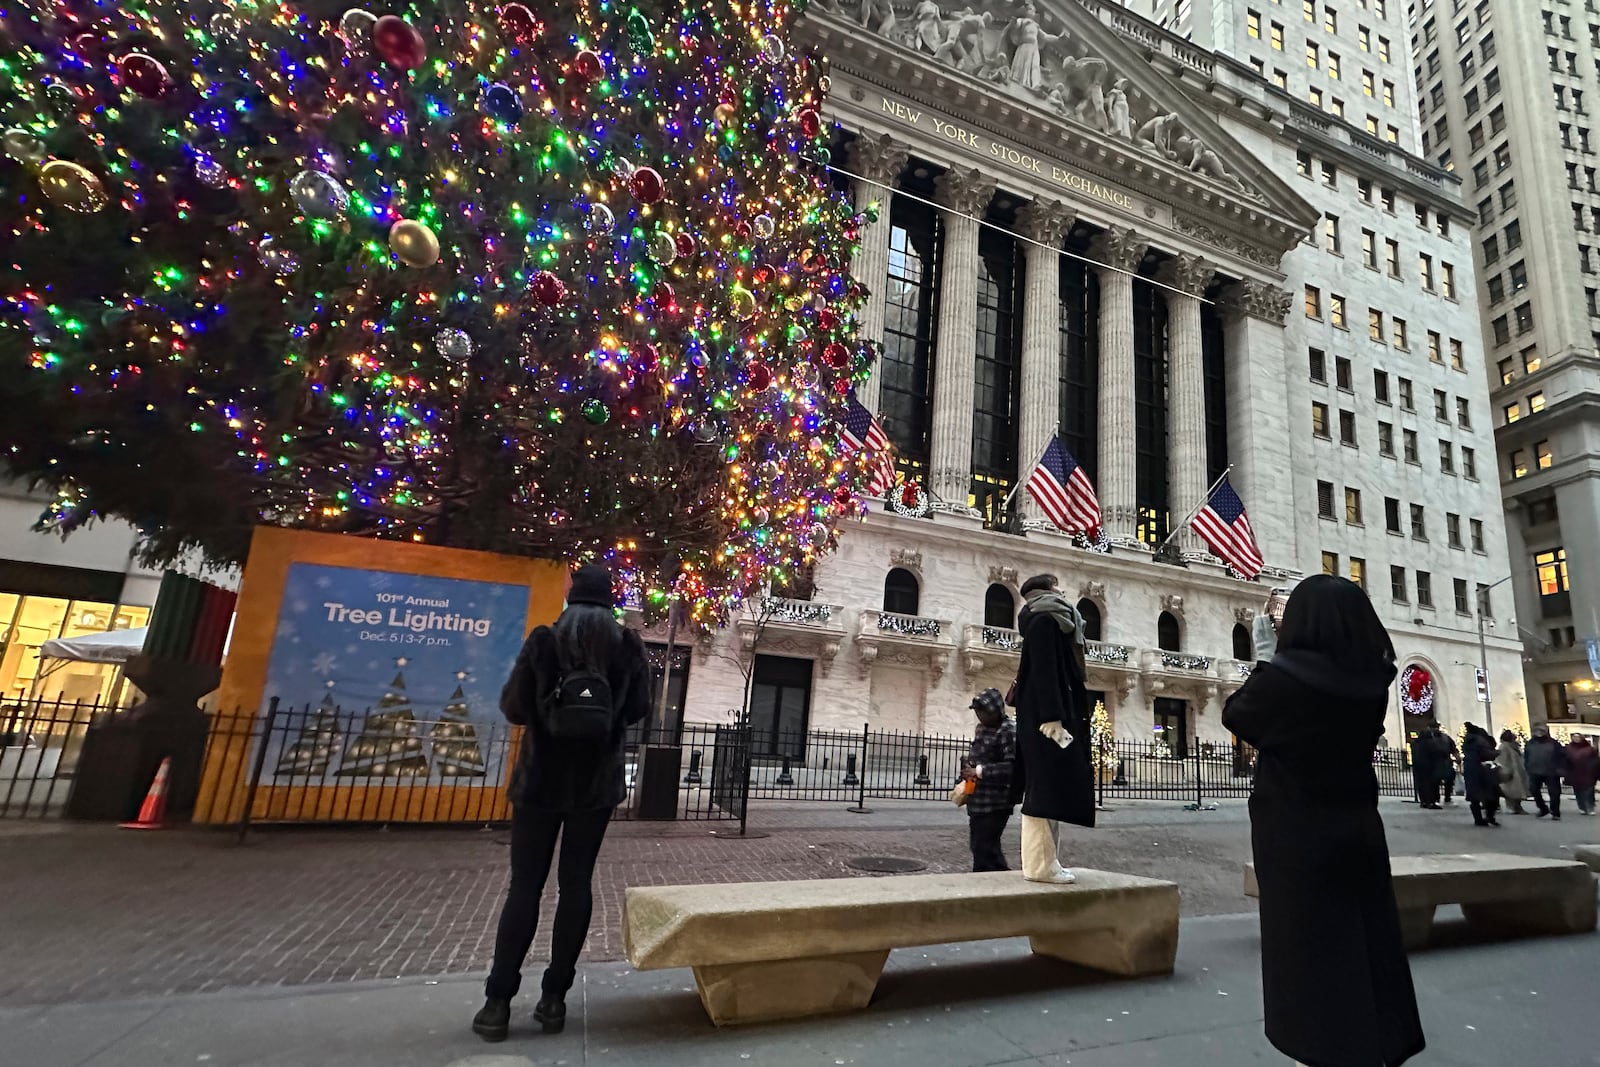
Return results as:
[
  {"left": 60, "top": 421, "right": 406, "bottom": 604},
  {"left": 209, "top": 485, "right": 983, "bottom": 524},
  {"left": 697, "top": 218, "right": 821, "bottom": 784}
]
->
[{"left": 473, "top": 564, "right": 651, "bottom": 1042}]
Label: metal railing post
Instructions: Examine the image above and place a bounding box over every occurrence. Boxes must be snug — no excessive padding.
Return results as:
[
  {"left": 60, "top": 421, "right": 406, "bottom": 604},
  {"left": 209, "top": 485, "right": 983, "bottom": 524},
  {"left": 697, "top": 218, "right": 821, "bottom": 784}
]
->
[
  {"left": 847, "top": 722, "right": 872, "bottom": 813},
  {"left": 237, "top": 698, "right": 278, "bottom": 844}
]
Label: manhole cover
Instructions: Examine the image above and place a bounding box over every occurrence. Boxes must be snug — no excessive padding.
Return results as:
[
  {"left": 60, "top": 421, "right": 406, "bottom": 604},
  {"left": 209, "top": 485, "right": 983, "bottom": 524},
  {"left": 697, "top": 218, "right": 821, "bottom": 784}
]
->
[{"left": 846, "top": 856, "right": 928, "bottom": 873}]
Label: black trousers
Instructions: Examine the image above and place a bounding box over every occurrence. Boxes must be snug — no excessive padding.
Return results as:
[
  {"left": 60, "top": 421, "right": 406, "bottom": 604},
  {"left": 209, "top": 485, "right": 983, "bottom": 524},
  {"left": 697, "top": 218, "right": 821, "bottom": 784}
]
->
[
  {"left": 485, "top": 804, "right": 612, "bottom": 1001},
  {"left": 1469, "top": 796, "right": 1499, "bottom": 824},
  {"left": 1530, "top": 773, "right": 1563, "bottom": 816},
  {"left": 968, "top": 810, "right": 1011, "bottom": 872}
]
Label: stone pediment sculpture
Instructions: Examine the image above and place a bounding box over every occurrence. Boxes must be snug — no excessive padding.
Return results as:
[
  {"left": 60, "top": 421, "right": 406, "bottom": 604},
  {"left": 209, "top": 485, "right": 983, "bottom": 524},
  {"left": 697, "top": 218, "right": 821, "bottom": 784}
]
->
[{"left": 826, "top": 0, "right": 1265, "bottom": 202}]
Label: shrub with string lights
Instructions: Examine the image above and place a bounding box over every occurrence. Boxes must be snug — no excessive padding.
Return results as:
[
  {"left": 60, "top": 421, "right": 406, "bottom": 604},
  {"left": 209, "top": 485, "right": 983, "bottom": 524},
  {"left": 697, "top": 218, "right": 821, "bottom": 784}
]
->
[{"left": 0, "top": 0, "right": 883, "bottom": 622}]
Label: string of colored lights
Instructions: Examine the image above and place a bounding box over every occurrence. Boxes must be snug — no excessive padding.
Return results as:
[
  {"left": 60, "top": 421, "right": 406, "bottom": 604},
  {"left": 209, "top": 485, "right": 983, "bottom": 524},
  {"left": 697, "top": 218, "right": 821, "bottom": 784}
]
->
[{"left": 0, "top": 0, "right": 886, "bottom": 624}]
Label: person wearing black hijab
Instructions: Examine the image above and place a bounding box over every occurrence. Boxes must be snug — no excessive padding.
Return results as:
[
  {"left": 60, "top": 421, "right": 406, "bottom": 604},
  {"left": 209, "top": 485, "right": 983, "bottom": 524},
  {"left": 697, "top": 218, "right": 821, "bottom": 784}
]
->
[
  {"left": 473, "top": 564, "right": 651, "bottom": 1042},
  {"left": 1223, "top": 575, "right": 1424, "bottom": 1067}
]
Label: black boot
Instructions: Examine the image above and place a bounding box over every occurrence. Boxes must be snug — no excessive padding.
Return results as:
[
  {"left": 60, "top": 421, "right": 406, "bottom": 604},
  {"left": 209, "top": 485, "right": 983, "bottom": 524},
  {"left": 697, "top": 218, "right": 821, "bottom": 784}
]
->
[
  {"left": 534, "top": 994, "right": 566, "bottom": 1034},
  {"left": 472, "top": 997, "right": 511, "bottom": 1042}
]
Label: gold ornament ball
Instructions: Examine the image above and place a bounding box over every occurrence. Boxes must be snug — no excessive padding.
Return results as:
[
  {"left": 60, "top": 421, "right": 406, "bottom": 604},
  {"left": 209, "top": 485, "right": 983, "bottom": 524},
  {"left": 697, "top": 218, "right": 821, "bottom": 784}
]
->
[
  {"left": 713, "top": 101, "right": 737, "bottom": 125},
  {"left": 388, "top": 218, "right": 439, "bottom": 267},
  {"left": 39, "top": 160, "right": 107, "bottom": 212}
]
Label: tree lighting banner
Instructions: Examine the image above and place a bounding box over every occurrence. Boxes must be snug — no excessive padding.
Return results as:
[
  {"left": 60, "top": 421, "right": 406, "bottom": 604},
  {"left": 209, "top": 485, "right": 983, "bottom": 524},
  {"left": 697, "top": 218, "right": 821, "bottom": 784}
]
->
[{"left": 198, "top": 528, "right": 566, "bottom": 824}]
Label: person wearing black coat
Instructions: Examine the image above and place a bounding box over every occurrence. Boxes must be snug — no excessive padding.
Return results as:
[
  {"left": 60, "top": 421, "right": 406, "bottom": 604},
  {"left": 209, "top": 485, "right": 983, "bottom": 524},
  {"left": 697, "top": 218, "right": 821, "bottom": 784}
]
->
[
  {"left": 473, "top": 564, "right": 651, "bottom": 1042},
  {"left": 1011, "top": 573, "right": 1095, "bottom": 884},
  {"left": 1222, "top": 575, "right": 1424, "bottom": 1067},
  {"left": 1460, "top": 723, "right": 1501, "bottom": 827}
]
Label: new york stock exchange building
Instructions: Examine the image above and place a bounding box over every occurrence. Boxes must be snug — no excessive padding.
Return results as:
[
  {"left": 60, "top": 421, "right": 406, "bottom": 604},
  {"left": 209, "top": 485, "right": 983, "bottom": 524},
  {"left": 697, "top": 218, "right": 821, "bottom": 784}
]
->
[{"left": 639, "top": 0, "right": 1528, "bottom": 757}]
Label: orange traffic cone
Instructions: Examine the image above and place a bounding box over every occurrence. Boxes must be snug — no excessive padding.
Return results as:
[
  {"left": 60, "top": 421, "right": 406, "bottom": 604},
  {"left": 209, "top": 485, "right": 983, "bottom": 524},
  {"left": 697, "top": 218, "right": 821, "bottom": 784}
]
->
[{"left": 120, "top": 757, "right": 171, "bottom": 830}]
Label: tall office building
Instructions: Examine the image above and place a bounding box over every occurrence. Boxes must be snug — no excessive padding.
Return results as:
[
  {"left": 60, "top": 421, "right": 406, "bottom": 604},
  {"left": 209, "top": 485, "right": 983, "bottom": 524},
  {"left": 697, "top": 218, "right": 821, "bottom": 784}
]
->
[
  {"left": 1404, "top": 0, "right": 1600, "bottom": 725},
  {"left": 1120, "top": 0, "right": 1422, "bottom": 152}
]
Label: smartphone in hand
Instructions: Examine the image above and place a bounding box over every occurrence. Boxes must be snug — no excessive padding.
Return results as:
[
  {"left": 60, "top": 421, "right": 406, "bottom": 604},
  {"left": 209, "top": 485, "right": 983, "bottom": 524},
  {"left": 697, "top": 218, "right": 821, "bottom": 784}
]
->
[{"left": 1264, "top": 587, "right": 1291, "bottom": 632}]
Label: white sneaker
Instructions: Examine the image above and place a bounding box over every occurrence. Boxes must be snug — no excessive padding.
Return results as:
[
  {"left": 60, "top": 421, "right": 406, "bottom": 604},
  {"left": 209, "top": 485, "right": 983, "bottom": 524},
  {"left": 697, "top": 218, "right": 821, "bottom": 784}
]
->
[{"left": 1026, "top": 865, "right": 1076, "bottom": 885}]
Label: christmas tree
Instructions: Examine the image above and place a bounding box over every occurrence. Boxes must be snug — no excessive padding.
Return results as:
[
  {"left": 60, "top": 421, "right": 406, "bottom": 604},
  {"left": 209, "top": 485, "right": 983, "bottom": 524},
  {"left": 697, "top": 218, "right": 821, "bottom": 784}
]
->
[
  {"left": 337, "top": 670, "right": 429, "bottom": 777},
  {"left": 274, "top": 691, "right": 345, "bottom": 776},
  {"left": 0, "top": 0, "right": 882, "bottom": 622},
  {"left": 429, "top": 683, "right": 487, "bottom": 776}
]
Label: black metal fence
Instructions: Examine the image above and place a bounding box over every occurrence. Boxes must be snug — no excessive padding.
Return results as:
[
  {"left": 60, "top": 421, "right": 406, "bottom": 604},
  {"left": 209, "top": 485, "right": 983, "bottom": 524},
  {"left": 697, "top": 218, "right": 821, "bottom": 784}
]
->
[{"left": 1, "top": 697, "right": 1422, "bottom": 827}]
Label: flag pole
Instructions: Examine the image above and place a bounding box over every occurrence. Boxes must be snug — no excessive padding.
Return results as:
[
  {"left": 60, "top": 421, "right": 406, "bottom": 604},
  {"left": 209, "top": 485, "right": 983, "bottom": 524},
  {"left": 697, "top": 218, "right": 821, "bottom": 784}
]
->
[
  {"left": 1001, "top": 431, "right": 1059, "bottom": 510},
  {"left": 1152, "top": 464, "right": 1235, "bottom": 557}
]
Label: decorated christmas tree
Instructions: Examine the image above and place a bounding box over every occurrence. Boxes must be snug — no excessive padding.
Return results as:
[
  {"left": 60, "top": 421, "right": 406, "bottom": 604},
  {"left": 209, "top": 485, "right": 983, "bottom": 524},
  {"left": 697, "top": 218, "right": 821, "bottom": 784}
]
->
[
  {"left": 0, "top": 0, "right": 884, "bottom": 622},
  {"left": 429, "top": 683, "right": 487, "bottom": 777},
  {"left": 1089, "top": 700, "right": 1114, "bottom": 775},
  {"left": 337, "top": 670, "right": 429, "bottom": 777},
  {"left": 274, "top": 691, "right": 345, "bottom": 776}
]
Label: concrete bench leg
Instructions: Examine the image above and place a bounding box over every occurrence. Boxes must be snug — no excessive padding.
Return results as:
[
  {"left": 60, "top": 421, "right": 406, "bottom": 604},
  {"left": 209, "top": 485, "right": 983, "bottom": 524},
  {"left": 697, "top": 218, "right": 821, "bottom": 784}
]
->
[
  {"left": 1029, "top": 921, "right": 1179, "bottom": 978},
  {"left": 1461, "top": 889, "right": 1598, "bottom": 941},
  {"left": 1398, "top": 906, "right": 1435, "bottom": 950},
  {"left": 691, "top": 949, "right": 890, "bottom": 1027}
]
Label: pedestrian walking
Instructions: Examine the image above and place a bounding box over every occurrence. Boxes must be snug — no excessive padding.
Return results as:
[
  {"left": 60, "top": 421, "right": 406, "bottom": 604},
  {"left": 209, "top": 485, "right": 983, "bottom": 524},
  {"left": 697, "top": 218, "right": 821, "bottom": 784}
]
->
[
  {"left": 1439, "top": 727, "right": 1460, "bottom": 805},
  {"left": 474, "top": 564, "right": 652, "bottom": 1042},
  {"left": 1495, "top": 730, "right": 1531, "bottom": 815},
  {"left": 1011, "top": 573, "right": 1095, "bottom": 884},
  {"left": 1461, "top": 723, "right": 1500, "bottom": 827},
  {"left": 1411, "top": 727, "right": 1447, "bottom": 809},
  {"left": 1525, "top": 724, "right": 1568, "bottom": 819},
  {"left": 1565, "top": 733, "right": 1600, "bottom": 816},
  {"left": 961, "top": 687, "right": 1018, "bottom": 872},
  {"left": 1223, "top": 575, "right": 1425, "bottom": 1067}
]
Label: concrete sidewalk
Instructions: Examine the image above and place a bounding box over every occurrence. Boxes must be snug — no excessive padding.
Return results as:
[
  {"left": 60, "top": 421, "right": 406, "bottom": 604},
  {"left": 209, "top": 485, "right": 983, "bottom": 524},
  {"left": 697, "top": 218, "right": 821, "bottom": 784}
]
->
[{"left": 5, "top": 912, "right": 1596, "bottom": 1067}]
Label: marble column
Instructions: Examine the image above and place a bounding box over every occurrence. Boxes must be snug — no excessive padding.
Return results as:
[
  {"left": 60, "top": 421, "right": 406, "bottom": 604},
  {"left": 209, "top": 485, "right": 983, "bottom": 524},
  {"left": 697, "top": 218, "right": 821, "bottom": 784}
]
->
[
  {"left": 928, "top": 168, "right": 996, "bottom": 512},
  {"left": 846, "top": 134, "right": 910, "bottom": 413},
  {"left": 1220, "top": 280, "right": 1295, "bottom": 570},
  {"left": 1157, "top": 254, "right": 1217, "bottom": 554},
  {"left": 1015, "top": 201, "right": 1076, "bottom": 529},
  {"left": 1089, "top": 227, "right": 1148, "bottom": 545}
]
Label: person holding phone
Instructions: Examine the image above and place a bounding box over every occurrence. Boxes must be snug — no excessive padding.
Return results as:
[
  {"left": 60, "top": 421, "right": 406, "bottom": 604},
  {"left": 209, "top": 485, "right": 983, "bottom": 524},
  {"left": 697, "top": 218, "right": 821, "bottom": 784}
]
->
[{"left": 1224, "top": 576, "right": 1424, "bottom": 1067}]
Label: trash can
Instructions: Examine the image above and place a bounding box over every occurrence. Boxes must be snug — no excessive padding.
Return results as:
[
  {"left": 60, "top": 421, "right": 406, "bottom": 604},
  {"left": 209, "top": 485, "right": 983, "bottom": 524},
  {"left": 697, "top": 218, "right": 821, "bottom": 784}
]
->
[{"left": 635, "top": 745, "right": 682, "bottom": 820}]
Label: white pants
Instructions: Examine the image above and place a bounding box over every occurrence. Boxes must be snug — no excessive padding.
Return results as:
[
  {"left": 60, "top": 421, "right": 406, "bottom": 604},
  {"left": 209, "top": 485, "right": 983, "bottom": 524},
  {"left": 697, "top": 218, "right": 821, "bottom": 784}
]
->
[{"left": 1020, "top": 814, "right": 1070, "bottom": 881}]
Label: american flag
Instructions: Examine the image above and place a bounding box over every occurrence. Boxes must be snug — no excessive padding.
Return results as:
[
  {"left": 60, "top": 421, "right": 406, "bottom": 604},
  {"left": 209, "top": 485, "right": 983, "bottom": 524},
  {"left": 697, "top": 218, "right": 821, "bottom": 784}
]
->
[
  {"left": 1024, "top": 436, "right": 1102, "bottom": 537},
  {"left": 841, "top": 392, "right": 895, "bottom": 496},
  {"left": 1192, "top": 475, "right": 1265, "bottom": 579}
]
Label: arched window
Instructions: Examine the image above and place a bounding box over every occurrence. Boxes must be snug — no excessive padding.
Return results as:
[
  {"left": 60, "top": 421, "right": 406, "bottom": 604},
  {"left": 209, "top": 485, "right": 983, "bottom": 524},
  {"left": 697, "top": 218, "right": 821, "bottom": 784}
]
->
[
  {"left": 884, "top": 568, "right": 920, "bottom": 616},
  {"left": 984, "top": 584, "right": 1016, "bottom": 628},
  {"left": 1232, "top": 623, "right": 1252, "bottom": 661},
  {"left": 1157, "top": 611, "right": 1181, "bottom": 652},
  {"left": 1077, "top": 599, "right": 1102, "bottom": 642}
]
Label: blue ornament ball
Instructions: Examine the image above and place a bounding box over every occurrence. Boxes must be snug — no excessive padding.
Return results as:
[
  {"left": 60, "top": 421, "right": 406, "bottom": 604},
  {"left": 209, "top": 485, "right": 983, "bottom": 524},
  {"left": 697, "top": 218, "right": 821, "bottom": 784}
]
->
[{"left": 483, "top": 83, "right": 524, "bottom": 123}]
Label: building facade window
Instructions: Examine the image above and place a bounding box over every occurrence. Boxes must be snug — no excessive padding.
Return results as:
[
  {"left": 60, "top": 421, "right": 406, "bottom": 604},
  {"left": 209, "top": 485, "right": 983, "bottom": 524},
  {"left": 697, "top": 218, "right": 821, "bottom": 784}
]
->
[{"left": 881, "top": 197, "right": 942, "bottom": 476}]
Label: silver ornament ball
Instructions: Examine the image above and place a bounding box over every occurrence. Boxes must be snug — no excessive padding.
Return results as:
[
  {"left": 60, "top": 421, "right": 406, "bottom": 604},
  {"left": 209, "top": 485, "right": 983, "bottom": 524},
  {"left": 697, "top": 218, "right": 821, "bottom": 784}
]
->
[
  {"left": 289, "top": 169, "right": 350, "bottom": 218},
  {"left": 585, "top": 201, "right": 615, "bottom": 236},
  {"left": 753, "top": 214, "right": 776, "bottom": 239},
  {"left": 257, "top": 237, "right": 300, "bottom": 275},
  {"left": 209, "top": 11, "right": 243, "bottom": 42},
  {"left": 434, "top": 327, "right": 473, "bottom": 361},
  {"left": 339, "top": 8, "right": 377, "bottom": 46},
  {"left": 3, "top": 127, "right": 48, "bottom": 166},
  {"left": 193, "top": 154, "right": 227, "bottom": 188}
]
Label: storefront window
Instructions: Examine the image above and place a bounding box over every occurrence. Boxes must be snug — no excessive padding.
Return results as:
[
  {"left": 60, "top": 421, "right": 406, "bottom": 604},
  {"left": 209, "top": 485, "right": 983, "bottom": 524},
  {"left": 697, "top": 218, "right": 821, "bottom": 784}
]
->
[{"left": 0, "top": 595, "right": 149, "bottom": 705}]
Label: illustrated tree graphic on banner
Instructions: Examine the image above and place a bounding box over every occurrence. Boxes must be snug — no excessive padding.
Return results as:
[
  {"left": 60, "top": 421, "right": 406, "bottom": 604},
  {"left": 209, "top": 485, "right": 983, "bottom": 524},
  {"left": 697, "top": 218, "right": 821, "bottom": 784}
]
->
[
  {"left": 430, "top": 683, "right": 487, "bottom": 778},
  {"left": 337, "top": 667, "right": 429, "bottom": 778},
  {"left": 274, "top": 690, "right": 345, "bottom": 777}
]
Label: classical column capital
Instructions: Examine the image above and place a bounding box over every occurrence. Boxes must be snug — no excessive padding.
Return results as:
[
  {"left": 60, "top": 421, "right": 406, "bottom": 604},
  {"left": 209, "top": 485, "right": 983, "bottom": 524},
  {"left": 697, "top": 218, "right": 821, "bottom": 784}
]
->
[
  {"left": 1089, "top": 226, "right": 1148, "bottom": 274},
  {"left": 934, "top": 168, "right": 996, "bottom": 218},
  {"left": 846, "top": 132, "right": 910, "bottom": 186},
  {"left": 1156, "top": 253, "right": 1217, "bottom": 298},
  {"left": 1220, "top": 279, "right": 1293, "bottom": 324},
  {"left": 1017, "top": 200, "right": 1076, "bottom": 249}
]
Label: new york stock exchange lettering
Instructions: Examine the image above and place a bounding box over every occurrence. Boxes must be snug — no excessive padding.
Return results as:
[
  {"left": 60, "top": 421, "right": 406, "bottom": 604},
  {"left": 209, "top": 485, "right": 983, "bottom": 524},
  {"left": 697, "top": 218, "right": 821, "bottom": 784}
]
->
[{"left": 878, "top": 96, "right": 1137, "bottom": 212}]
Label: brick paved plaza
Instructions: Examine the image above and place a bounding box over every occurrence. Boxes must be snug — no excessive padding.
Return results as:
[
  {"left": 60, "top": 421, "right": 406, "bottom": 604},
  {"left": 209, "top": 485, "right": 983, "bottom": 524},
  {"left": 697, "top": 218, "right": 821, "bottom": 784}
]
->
[{"left": 3, "top": 797, "right": 1596, "bottom": 1010}]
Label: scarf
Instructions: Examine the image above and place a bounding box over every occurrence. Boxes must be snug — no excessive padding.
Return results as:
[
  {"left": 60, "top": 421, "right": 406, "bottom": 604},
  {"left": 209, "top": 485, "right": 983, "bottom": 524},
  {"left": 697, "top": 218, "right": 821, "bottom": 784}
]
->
[{"left": 1022, "top": 590, "right": 1086, "bottom": 649}]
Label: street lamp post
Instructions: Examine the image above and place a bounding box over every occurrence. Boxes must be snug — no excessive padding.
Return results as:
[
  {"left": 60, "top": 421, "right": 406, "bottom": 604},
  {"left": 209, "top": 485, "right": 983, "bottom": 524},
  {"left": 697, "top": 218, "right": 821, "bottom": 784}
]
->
[{"left": 1476, "top": 574, "right": 1517, "bottom": 736}]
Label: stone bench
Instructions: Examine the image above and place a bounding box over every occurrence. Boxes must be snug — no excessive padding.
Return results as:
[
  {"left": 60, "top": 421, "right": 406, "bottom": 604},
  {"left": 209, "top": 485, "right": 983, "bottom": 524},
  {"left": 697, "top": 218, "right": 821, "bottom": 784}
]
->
[
  {"left": 1244, "top": 852, "right": 1597, "bottom": 949},
  {"left": 625, "top": 869, "right": 1179, "bottom": 1026},
  {"left": 1576, "top": 845, "right": 1600, "bottom": 874}
]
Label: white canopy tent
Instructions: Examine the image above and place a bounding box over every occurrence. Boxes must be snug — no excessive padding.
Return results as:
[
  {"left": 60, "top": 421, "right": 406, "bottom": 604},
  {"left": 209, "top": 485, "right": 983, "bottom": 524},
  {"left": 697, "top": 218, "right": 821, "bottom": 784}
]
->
[{"left": 39, "top": 627, "right": 148, "bottom": 664}]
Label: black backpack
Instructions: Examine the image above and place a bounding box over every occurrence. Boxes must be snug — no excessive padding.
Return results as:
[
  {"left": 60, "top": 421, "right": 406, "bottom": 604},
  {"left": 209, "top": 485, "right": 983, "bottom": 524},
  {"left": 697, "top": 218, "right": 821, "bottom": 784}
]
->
[{"left": 539, "top": 639, "right": 616, "bottom": 743}]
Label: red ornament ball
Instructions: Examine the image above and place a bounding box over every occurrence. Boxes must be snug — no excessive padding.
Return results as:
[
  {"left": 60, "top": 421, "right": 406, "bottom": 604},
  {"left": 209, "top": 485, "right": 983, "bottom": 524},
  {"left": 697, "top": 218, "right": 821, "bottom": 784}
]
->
[
  {"left": 734, "top": 220, "right": 752, "bottom": 240},
  {"left": 821, "top": 342, "right": 850, "bottom": 369},
  {"left": 633, "top": 342, "right": 661, "bottom": 374},
  {"left": 796, "top": 106, "right": 823, "bottom": 139},
  {"left": 498, "top": 3, "right": 542, "bottom": 43},
  {"left": 574, "top": 49, "right": 604, "bottom": 82},
  {"left": 832, "top": 378, "right": 852, "bottom": 396},
  {"left": 746, "top": 361, "right": 773, "bottom": 391},
  {"left": 673, "top": 231, "right": 696, "bottom": 258},
  {"left": 118, "top": 52, "right": 172, "bottom": 99},
  {"left": 627, "top": 165, "right": 665, "bottom": 204},
  {"left": 816, "top": 307, "right": 840, "bottom": 332},
  {"left": 529, "top": 270, "right": 565, "bottom": 306},
  {"left": 372, "top": 15, "right": 427, "bottom": 71},
  {"left": 753, "top": 263, "right": 776, "bottom": 285}
]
